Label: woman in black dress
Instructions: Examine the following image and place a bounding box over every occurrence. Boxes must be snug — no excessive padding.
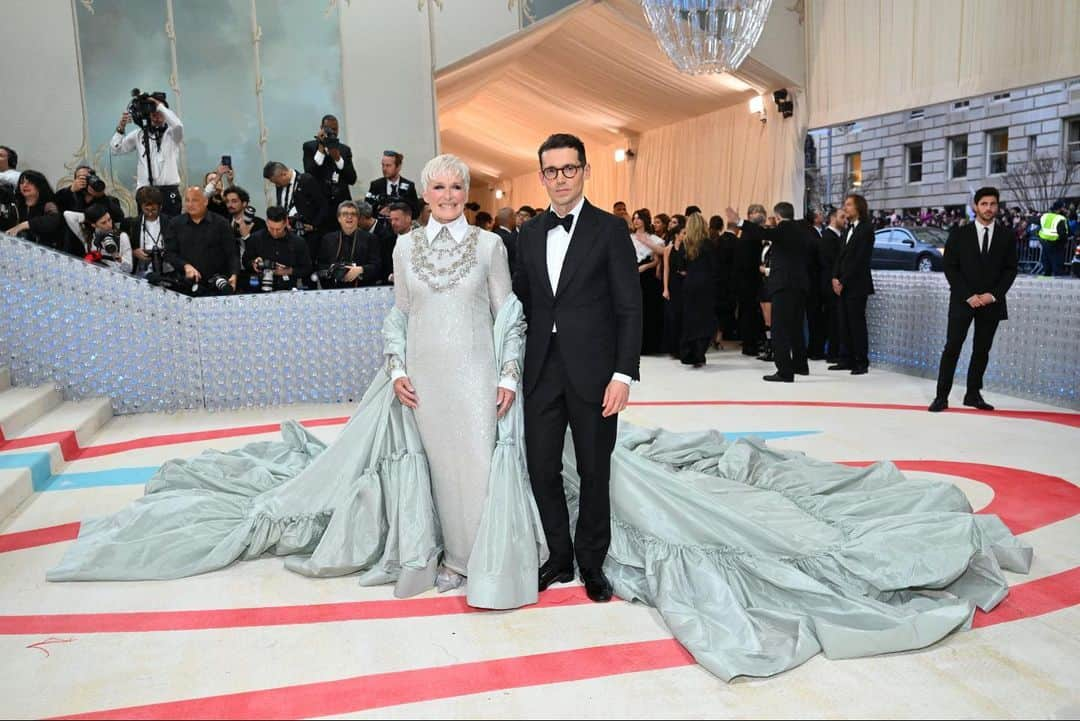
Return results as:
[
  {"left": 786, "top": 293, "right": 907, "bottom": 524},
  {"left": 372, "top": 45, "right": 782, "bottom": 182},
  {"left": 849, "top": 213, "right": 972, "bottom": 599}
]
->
[
  {"left": 662, "top": 218, "right": 686, "bottom": 358},
  {"left": 709, "top": 215, "right": 737, "bottom": 349},
  {"left": 631, "top": 209, "right": 666, "bottom": 355},
  {"left": 679, "top": 213, "right": 719, "bottom": 367}
]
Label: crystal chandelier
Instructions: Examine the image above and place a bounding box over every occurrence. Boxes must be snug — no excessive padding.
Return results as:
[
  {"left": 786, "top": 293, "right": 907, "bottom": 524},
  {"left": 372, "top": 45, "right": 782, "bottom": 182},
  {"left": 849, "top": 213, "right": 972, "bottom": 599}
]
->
[{"left": 641, "top": 0, "right": 774, "bottom": 76}]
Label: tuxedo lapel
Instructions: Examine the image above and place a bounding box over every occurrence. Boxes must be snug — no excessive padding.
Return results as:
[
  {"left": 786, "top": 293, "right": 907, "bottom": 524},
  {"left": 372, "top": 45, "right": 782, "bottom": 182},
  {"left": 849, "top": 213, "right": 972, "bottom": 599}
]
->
[
  {"left": 535, "top": 215, "right": 555, "bottom": 302},
  {"left": 555, "top": 200, "right": 602, "bottom": 300}
]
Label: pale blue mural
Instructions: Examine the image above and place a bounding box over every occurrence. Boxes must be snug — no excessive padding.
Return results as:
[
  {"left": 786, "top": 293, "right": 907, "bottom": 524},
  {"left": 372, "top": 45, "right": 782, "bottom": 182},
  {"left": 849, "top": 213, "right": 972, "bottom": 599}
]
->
[{"left": 74, "top": 0, "right": 345, "bottom": 212}]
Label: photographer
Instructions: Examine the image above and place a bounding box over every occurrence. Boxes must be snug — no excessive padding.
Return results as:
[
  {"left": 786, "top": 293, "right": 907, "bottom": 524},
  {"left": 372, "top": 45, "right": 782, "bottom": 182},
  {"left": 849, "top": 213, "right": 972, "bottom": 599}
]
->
[
  {"left": 203, "top": 167, "right": 233, "bottom": 217},
  {"left": 302, "top": 114, "right": 356, "bottom": 225},
  {"left": 63, "top": 204, "right": 133, "bottom": 272},
  {"left": 365, "top": 150, "right": 419, "bottom": 217},
  {"left": 317, "top": 200, "right": 381, "bottom": 289},
  {"left": 262, "top": 161, "right": 328, "bottom": 265},
  {"left": 111, "top": 91, "right": 184, "bottom": 215},
  {"left": 163, "top": 187, "right": 238, "bottom": 296},
  {"left": 56, "top": 165, "right": 125, "bottom": 224},
  {"left": 0, "top": 146, "right": 20, "bottom": 186},
  {"left": 353, "top": 199, "right": 394, "bottom": 283},
  {"left": 223, "top": 186, "right": 265, "bottom": 293},
  {"left": 244, "top": 206, "right": 312, "bottom": 292},
  {"left": 3, "top": 171, "right": 67, "bottom": 252},
  {"left": 122, "top": 186, "right": 172, "bottom": 277}
]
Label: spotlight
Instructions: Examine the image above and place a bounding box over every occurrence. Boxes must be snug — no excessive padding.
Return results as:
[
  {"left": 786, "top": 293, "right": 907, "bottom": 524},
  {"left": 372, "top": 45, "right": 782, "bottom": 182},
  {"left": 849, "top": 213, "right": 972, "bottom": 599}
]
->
[
  {"left": 614, "top": 148, "right": 636, "bottom": 163},
  {"left": 772, "top": 88, "right": 794, "bottom": 119},
  {"left": 495, "top": 189, "right": 504, "bottom": 199},
  {"left": 748, "top": 95, "right": 764, "bottom": 115}
]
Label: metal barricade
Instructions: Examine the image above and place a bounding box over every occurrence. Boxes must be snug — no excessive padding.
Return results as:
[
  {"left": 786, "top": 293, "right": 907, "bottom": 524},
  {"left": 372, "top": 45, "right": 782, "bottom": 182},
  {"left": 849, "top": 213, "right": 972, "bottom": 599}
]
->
[{"left": 1017, "top": 235, "right": 1043, "bottom": 275}]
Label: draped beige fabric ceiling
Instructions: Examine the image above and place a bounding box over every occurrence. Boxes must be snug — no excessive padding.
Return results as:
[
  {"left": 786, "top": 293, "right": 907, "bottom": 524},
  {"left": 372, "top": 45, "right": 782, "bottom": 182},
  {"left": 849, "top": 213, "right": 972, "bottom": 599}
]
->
[
  {"left": 436, "top": 0, "right": 792, "bottom": 188},
  {"left": 805, "top": 0, "right": 1080, "bottom": 129}
]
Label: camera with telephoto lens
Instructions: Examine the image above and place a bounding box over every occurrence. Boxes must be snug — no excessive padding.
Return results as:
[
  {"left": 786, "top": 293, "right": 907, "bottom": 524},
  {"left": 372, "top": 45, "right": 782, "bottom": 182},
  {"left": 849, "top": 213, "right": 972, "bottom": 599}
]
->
[
  {"left": 207, "top": 274, "right": 233, "bottom": 294},
  {"left": 321, "top": 262, "right": 354, "bottom": 286},
  {"left": 148, "top": 246, "right": 166, "bottom": 276},
  {"left": 92, "top": 228, "right": 121, "bottom": 256},
  {"left": 85, "top": 172, "right": 106, "bottom": 194},
  {"left": 317, "top": 127, "right": 341, "bottom": 151},
  {"left": 128, "top": 88, "right": 168, "bottom": 128},
  {"left": 255, "top": 257, "right": 275, "bottom": 292}
]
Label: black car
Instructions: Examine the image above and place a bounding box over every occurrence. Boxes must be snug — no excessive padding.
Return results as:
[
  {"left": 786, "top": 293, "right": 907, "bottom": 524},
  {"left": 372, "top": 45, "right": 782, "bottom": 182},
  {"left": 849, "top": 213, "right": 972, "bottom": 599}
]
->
[{"left": 872, "top": 226, "right": 947, "bottom": 272}]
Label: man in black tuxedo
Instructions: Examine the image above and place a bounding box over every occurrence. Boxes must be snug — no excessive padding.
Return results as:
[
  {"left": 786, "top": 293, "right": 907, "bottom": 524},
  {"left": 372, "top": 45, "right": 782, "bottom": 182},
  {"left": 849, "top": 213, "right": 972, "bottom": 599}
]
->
[
  {"left": 512, "top": 133, "right": 642, "bottom": 603},
  {"left": 301, "top": 114, "right": 357, "bottom": 228},
  {"left": 804, "top": 209, "right": 827, "bottom": 360},
  {"left": 317, "top": 200, "right": 381, "bottom": 288},
  {"left": 366, "top": 150, "right": 420, "bottom": 217},
  {"left": 727, "top": 202, "right": 810, "bottom": 382},
  {"left": 830, "top": 193, "right": 875, "bottom": 375},
  {"left": 929, "top": 187, "right": 1018, "bottom": 412},
  {"left": 262, "top": 161, "right": 328, "bottom": 267},
  {"left": 818, "top": 208, "right": 846, "bottom": 362},
  {"left": 493, "top": 206, "right": 518, "bottom": 273}
]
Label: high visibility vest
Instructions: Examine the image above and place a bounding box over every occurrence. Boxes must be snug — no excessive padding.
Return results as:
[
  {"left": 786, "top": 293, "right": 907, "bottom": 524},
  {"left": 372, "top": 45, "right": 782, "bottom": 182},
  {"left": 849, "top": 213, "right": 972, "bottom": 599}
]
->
[{"left": 1039, "top": 212, "right": 1066, "bottom": 241}]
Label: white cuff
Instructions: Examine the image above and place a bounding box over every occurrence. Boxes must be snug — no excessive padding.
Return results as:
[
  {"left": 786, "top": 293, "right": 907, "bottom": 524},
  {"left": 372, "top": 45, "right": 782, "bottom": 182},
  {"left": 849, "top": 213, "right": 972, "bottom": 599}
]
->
[
  {"left": 498, "top": 377, "right": 518, "bottom": 392},
  {"left": 611, "top": 373, "right": 633, "bottom": 387},
  {"left": 335, "top": 156, "right": 345, "bottom": 170},
  {"left": 314, "top": 150, "right": 326, "bottom": 166},
  {"left": 390, "top": 368, "right": 408, "bottom": 382}
]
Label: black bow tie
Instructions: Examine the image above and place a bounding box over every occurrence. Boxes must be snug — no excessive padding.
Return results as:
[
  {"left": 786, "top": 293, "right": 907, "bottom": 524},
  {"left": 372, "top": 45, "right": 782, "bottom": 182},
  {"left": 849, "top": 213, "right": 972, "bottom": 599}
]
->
[{"left": 544, "top": 212, "right": 574, "bottom": 233}]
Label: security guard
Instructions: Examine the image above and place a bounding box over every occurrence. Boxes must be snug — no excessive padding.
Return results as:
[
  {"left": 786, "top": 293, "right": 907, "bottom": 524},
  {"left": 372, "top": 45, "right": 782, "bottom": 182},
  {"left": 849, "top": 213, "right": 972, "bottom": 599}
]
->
[{"left": 1038, "top": 201, "right": 1069, "bottom": 277}]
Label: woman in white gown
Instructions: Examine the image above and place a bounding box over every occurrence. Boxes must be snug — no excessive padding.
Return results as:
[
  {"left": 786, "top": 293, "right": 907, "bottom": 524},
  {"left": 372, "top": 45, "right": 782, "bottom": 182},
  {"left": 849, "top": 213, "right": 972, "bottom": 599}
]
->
[{"left": 48, "top": 155, "right": 1033, "bottom": 682}]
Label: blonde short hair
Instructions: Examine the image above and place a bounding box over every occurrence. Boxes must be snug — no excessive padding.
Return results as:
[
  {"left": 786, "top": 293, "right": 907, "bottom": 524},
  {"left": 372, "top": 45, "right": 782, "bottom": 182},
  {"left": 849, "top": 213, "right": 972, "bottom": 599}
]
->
[{"left": 420, "top": 154, "right": 470, "bottom": 194}]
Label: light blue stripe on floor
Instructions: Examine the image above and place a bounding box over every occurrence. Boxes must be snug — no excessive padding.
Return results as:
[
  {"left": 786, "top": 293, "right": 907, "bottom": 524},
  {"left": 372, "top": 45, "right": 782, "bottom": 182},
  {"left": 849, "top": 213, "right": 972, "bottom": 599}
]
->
[
  {"left": 0, "top": 452, "right": 54, "bottom": 491},
  {"left": 43, "top": 466, "right": 160, "bottom": 492}
]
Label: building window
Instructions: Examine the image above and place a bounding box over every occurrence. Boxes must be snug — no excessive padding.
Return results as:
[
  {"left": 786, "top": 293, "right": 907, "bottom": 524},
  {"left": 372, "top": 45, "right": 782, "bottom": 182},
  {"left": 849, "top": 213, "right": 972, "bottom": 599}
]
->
[
  {"left": 845, "top": 152, "right": 862, "bottom": 187},
  {"left": 1067, "top": 117, "right": 1080, "bottom": 163},
  {"left": 949, "top": 136, "right": 968, "bottom": 179},
  {"left": 906, "top": 143, "right": 924, "bottom": 183},
  {"left": 910, "top": 109, "right": 925, "bottom": 119},
  {"left": 992, "top": 92, "right": 1011, "bottom": 102},
  {"left": 1028, "top": 135, "right": 1038, "bottom": 159},
  {"left": 953, "top": 100, "right": 970, "bottom": 110},
  {"left": 986, "top": 129, "right": 1009, "bottom": 175}
]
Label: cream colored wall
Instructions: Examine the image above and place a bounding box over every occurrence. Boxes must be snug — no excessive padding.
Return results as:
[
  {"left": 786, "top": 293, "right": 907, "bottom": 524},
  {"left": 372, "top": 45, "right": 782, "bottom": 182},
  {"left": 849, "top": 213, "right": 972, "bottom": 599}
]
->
[
  {"left": 431, "top": 0, "right": 521, "bottom": 71},
  {"left": 2, "top": 1, "right": 87, "bottom": 187},
  {"left": 806, "top": 0, "right": 1080, "bottom": 128}
]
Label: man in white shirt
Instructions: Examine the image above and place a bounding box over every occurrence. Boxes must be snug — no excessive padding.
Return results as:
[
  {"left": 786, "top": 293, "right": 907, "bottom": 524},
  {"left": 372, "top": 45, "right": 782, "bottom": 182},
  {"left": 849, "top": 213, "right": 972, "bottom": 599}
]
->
[
  {"left": 511, "top": 132, "right": 641, "bottom": 604},
  {"left": 111, "top": 93, "right": 184, "bottom": 215},
  {"left": 0, "top": 146, "right": 20, "bottom": 187}
]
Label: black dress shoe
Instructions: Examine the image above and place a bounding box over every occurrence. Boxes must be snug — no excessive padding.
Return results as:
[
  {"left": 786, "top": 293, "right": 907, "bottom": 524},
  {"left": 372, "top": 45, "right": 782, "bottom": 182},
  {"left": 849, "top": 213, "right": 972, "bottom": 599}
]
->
[
  {"left": 963, "top": 393, "right": 995, "bottom": 411},
  {"left": 794, "top": 366, "right": 810, "bottom": 376},
  {"left": 763, "top": 373, "right": 794, "bottom": 383},
  {"left": 850, "top": 366, "right": 868, "bottom": 375},
  {"left": 538, "top": 561, "right": 574, "bottom": 591},
  {"left": 827, "top": 363, "right": 852, "bottom": 371},
  {"left": 928, "top": 397, "right": 949, "bottom": 412},
  {"left": 579, "top": 567, "right": 613, "bottom": 603}
]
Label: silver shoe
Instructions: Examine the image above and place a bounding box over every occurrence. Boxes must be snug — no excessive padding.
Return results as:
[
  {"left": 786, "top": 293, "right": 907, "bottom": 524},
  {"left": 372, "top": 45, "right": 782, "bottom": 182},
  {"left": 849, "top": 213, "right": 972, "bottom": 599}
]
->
[{"left": 435, "top": 568, "right": 465, "bottom": 593}]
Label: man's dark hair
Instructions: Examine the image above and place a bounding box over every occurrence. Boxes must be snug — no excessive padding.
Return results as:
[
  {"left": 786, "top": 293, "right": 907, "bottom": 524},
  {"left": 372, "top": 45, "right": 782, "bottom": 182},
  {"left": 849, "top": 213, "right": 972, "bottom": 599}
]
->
[
  {"left": 826, "top": 206, "right": 841, "bottom": 223},
  {"left": 387, "top": 201, "right": 413, "bottom": 217},
  {"left": 0, "top": 145, "right": 18, "bottom": 170},
  {"left": 613, "top": 201, "right": 627, "bottom": 210},
  {"left": 773, "top": 202, "right": 795, "bottom": 220},
  {"left": 475, "top": 211, "right": 493, "bottom": 228},
  {"left": 845, "top": 193, "right": 869, "bottom": 223},
  {"left": 465, "top": 201, "right": 481, "bottom": 212},
  {"left": 685, "top": 205, "right": 702, "bottom": 216},
  {"left": 266, "top": 206, "right": 288, "bottom": 223},
  {"left": 709, "top": 214, "right": 725, "bottom": 234},
  {"left": 135, "top": 185, "right": 164, "bottom": 208},
  {"left": 262, "top": 161, "right": 287, "bottom": 180},
  {"left": 383, "top": 150, "right": 404, "bottom": 166},
  {"left": 223, "top": 185, "right": 251, "bottom": 204},
  {"left": 320, "top": 114, "right": 337, "bottom": 125},
  {"left": 517, "top": 205, "right": 536, "bottom": 217},
  {"left": 974, "top": 186, "right": 1000, "bottom": 204},
  {"left": 538, "top": 133, "right": 586, "bottom": 167}
]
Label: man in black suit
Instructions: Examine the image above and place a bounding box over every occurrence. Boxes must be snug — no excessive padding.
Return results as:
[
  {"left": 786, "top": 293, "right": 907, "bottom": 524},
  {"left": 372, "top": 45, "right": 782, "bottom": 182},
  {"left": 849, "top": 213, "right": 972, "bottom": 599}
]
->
[
  {"left": 804, "top": 209, "right": 827, "bottom": 360},
  {"left": 727, "top": 202, "right": 810, "bottom": 382},
  {"left": 830, "top": 193, "right": 875, "bottom": 375},
  {"left": 316, "top": 200, "right": 381, "bottom": 288},
  {"left": 366, "top": 150, "right": 420, "bottom": 217},
  {"left": 493, "top": 206, "right": 518, "bottom": 273},
  {"left": 123, "top": 185, "right": 173, "bottom": 276},
  {"left": 929, "top": 187, "right": 1018, "bottom": 412},
  {"left": 733, "top": 204, "right": 767, "bottom": 356},
  {"left": 818, "top": 208, "right": 846, "bottom": 362},
  {"left": 512, "top": 133, "right": 642, "bottom": 604},
  {"left": 263, "top": 161, "right": 328, "bottom": 269},
  {"left": 301, "top": 114, "right": 357, "bottom": 228}
]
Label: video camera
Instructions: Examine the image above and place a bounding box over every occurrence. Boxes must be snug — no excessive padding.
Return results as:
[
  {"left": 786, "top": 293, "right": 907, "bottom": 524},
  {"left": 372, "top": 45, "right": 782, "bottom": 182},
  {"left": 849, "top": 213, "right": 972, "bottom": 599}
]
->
[
  {"left": 317, "top": 126, "right": 341, "bottom": 151},
  {"left": 128, "top": 88, "right": 168, "bottom": 128}
]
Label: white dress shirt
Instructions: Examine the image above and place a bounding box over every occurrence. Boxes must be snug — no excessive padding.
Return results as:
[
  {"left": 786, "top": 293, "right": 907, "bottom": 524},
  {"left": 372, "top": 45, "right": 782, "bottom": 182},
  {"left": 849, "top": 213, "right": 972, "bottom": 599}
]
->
[
  {"left": 845, "top": 219, "right": 860, "bottom": 243},
  {"left": 974, "top": 219, "right": 997, "bottom": 302},
  {"left": 545, "top": 196, "right": 632, "bottom": 388},
  {"left": 140, "top": 216, "right": 163, "bottom": 251},
  {"left": 0, "top": 169, "right": 20, "bottom": 186},
  {"left": 109, "top": 105, "right": 184, "bottom": 187},
  {"left": 390, "top": 213, "right": 517, "bottom": 392}
]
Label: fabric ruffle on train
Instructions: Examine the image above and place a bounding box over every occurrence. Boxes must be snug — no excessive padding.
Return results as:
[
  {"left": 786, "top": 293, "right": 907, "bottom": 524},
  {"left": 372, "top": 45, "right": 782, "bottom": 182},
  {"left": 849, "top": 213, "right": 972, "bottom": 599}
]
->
[{"left": 568, "top": 424, "right": 1032, "bottom": 681}]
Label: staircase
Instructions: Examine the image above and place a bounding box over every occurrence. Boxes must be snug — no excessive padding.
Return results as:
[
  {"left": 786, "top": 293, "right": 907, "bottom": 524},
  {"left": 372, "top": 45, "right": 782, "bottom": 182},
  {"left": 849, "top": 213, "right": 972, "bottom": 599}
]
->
[{"left": 0, "top": 367, "right": 114, "bottom": 522}]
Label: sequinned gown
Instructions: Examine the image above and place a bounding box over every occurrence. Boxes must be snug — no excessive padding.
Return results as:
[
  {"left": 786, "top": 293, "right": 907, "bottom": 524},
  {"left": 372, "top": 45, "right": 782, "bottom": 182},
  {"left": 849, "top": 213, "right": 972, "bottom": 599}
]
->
[{"left": 389, "top": 216, "right": 517, "bottom": 574}]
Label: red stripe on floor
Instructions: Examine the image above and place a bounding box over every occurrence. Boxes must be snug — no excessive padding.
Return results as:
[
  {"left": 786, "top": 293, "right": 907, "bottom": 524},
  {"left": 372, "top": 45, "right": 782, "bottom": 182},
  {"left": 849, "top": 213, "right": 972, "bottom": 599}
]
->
[
  {"left": 974, "top": 566, "right": 1080, "bottom": 628},
  {"left": 50, "top": 638, "right": 696, "bottom": 720},
  {"left": 0, "top": 586, "right": 594, "bottom": 635},
  {"left": 0, "top": 522, "right": 80, "bottom": 553}
]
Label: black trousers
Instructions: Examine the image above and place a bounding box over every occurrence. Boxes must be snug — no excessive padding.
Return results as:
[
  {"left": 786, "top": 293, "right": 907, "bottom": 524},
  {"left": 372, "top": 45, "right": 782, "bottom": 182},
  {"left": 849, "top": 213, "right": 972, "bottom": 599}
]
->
[
  {"left": 771, "top": 288, "right": 807, "bottom": 377},
  {"left": 935, "top": 302, "right": 1002, "bottom": 398},
  {"left": 736, "top": 288, "right": 763, "bottom": 354},
  {"left": 837, "top": 292, "right": 869, "bottom": 368},
  {"left": 825, "top": 292, "right": 842, "bottom": 359},
  {"left": 805, "top": 289, "right": 826, "bottom": 357},
  {"left": 524, "top": 335, "right": 618, "bottom": 571}
]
